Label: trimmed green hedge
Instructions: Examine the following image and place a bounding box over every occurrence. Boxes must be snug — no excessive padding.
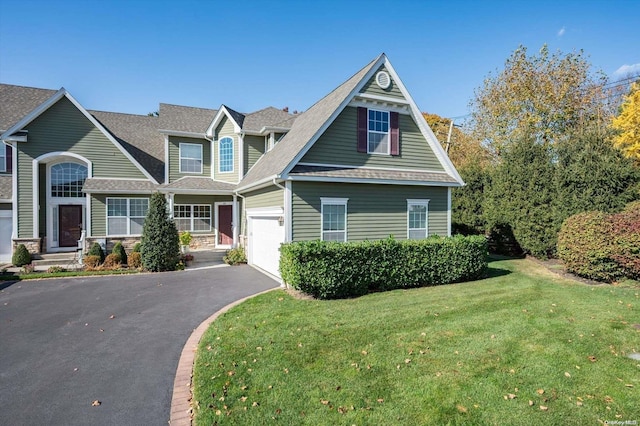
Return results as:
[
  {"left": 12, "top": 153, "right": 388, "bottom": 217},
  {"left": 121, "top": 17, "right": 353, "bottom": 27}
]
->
[
  {"left": 557, "top": 201, "right": 640, "bottom": 282},
  {"left": 280, "top": 235, "right": 488, "bottom": 299}
]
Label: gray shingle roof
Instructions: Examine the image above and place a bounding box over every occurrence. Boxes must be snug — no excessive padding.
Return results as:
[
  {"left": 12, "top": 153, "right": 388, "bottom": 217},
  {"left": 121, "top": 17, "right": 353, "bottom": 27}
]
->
[
  {"left": 0, "top": 175, "right": 12, "bottom": 199},
  {"left": 159, "top": 176, "right": 236, "bottom": 192},
  {"left": 223, "top": 105, "right": 245, "bottom": 129},
  {"left": 82, "top": 178, "right": 159, "bottom": 193},
  {"left": 0, "top": 84, "right": 57, "bottom": 131},
  {"left": 237, "top": 55, "right": 382, "bottom": 190},
  {"left": 158, "top": 103, "right": 217, "bottom": 134},
  {"left": 90, "top": 110, "right": 165, "bottom": 184},
  {"left": 242, "top": 107, "right": 295, "bottom": 132},
  {"left": 289, "top": 165, "right": 460, "bottom": 184}
]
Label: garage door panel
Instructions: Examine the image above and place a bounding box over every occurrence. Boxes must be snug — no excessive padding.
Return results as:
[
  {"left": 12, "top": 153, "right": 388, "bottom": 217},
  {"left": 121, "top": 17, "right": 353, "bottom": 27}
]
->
[{"left": 249, "top": 216, "right": 284, "bottom": 278}]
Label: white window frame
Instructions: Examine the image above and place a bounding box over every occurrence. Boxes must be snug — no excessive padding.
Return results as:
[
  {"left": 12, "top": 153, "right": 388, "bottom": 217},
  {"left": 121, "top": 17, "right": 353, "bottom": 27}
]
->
[
  {"left": 173, "top": 204, "right": 212, "bottom": 232},
  {"left": 0, "top": 143, "right": 6, "bottom": 172},
  {"left": 179, "top": 143, "right": 203, "bottom": 174},
  {"left": 219, "top": 136, "right": 234, "bottom": 173},
  {"left": 106, "top": 197, "right": 149, "bottom": 236},
  {"left": 407, "top": 199, "right": 429, "bottom": 239},
  {"left": 320, "top": 197, "right": 348, "bottom": 242},
  {"left": 367, "top": 108, "right": 390, "bottom": 155}
]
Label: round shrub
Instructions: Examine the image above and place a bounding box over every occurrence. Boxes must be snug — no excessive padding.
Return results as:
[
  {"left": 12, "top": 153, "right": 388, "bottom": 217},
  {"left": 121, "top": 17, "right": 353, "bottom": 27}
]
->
[
  {"left": 112, "top": 242, "right": 127, "bottom": 265},
  {"left": 557, "top": 211, "right": 619, "bottom": 282},
  {"left": 83, "top": 255, "right": 101, "bottom": 269},
  {"left": 223, "top": 247, "right": 247, "bottom": 265},
  {"left": 103, "top": 253, "right": 121, "bottom": 269},
  {"left": 128, "top": 252, "right": 142, "bottom": 269},
  {"left": 87, "top": 242, "right": 105, "bottom": 263},
  {"left": 12, "top": 244, "right": 31, "bottom": 267},
  {"left": 609, "top": 203, "right": 640, "bottom": 280}
]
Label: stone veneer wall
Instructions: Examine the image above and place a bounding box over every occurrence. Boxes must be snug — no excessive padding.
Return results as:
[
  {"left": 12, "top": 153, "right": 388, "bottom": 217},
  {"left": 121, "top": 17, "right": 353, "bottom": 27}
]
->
[
  {"left": 188, "top": 234, "right": 216, "bottom": 250},
  {"left": 85, "top": 237, "right": 140, "bottom": 253},
  {"left": 13, "top": 238, "right": 42, "bottom": 254}
]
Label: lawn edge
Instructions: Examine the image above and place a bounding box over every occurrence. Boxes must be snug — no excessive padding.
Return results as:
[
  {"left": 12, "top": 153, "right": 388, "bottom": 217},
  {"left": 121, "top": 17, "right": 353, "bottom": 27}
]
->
[{"left": 169, "top": 287, "right": 280, "bottom": 426}]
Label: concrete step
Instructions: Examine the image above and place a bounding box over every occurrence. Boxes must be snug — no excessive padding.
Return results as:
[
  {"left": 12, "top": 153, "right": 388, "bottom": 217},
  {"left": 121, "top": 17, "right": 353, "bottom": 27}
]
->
[{"left": 32, "top": 252, "right": 78, "bottom": 267}]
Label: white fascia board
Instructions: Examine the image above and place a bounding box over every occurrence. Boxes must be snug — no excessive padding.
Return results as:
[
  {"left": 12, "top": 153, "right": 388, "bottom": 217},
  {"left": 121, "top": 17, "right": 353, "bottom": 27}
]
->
[
  {"left": 280, "top": 54, "right": 387, "bottom": 177},
  {"left": 286, "top": 175, "right": 462, "bottom": 187},
  {"left": 355, "top": 92, "right": 411, "bottom": 105},
  {"left": 246, "top": 206, "right": 284, "bottom": 217},
  {"left": 206, "top": 106, "right": 242, "bottom": 137},
  {"left": 258, "top": 126, "right": 291, "bottom": 134},
  {"left": 381, "top": 58, "right": 465, "bottom": 186}
]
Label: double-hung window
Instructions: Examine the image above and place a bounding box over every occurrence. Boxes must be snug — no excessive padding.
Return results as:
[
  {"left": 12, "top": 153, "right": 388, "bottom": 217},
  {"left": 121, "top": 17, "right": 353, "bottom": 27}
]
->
[
  {"left": 219, "top": 137, "right": 234, "bottom": 173},
  {"left": 368, "top": 109, "right": 390, "bottom": 154},
  {"left": 179, "top": 143, "right": 203, "bottom": 174},
  {"left": 407, "top": 199, "right": 429, "bottom": 239},
  {"left": 107, "top": 198, "right": 149, "bottom": 236},
  {"left": 321, "top": 197, "right": 348, "bottom": 242},
  {"left": 174, "top": 204, "right": 212, "bottom": 232}
]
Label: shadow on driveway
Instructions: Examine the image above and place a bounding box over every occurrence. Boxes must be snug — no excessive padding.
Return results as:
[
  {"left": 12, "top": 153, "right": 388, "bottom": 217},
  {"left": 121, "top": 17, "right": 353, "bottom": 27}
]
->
[{"left": 0, "top": 265, "right": 278, "bottom": 426}]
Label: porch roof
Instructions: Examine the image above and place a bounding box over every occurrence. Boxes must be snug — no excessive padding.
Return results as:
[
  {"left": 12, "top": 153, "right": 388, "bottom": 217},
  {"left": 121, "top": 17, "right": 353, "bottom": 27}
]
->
[
  {"left": 158, "top": 176, "right": 236, "bottom": 194},
  {"left": 82, "top": 178, "right": 159, "bottom": 194}
]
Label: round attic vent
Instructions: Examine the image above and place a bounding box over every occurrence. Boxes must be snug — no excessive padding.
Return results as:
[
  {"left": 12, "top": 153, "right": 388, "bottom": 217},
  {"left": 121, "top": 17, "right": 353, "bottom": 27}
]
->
[{"left": 376, "top": 71, "right": 391, "bottom": 89}]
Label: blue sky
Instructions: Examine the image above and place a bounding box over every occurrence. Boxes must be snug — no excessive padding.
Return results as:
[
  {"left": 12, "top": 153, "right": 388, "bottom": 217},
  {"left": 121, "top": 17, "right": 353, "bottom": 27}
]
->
[{"left": 1, "top": 0, "right": 638, "bottom": 119}]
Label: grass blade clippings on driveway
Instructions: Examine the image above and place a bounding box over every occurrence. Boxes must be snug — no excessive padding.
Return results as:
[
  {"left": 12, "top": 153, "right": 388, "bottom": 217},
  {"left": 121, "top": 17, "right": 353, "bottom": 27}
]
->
[{"left": 192, "top": 258, "right": 640, "bottom": 425}]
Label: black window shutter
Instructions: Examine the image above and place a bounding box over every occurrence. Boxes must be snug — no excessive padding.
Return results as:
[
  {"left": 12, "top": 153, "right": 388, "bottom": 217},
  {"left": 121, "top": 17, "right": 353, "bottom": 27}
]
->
[
  {"left": 357, "top": 107, "right": 368, "bottom": 153},
  {"left": 6, "top": 145, "right": 12, "bottom": 172},
  {"left": 390, "top": 111, "right": 399, "bottom": 156}
]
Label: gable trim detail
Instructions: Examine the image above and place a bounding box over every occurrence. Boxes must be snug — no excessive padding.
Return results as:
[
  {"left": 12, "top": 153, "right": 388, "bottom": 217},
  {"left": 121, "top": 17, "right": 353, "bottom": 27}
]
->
[
  {"left": 206, "top": 106, "right": 242, "bottom": 137},
  {"left": 0, "top": 88, "right": 159, "bottom": 184}
]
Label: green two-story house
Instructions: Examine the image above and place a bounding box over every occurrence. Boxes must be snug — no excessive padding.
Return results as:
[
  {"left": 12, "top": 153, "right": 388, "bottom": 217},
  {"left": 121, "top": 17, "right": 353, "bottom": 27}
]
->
[{"left": 0, "top": 54, "right": 463, "bottom": 278}]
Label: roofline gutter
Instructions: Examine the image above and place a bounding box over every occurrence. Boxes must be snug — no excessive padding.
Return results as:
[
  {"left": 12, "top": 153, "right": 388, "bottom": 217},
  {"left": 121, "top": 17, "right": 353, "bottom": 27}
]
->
[{"left": 235, "top": 175, "right": 281, "bottom": 194}]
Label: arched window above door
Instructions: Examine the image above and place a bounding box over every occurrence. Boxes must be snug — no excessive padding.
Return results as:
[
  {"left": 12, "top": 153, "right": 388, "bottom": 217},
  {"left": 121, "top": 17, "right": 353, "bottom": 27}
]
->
[{"left": 51, "top": 162, "right": 88, "bottom": 198}]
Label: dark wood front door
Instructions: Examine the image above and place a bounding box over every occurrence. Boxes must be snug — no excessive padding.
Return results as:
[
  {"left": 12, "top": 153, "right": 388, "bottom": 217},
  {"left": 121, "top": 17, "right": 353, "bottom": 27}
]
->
[
  {"left": 218, "top": 205, "right": 233, "bottom": 246},
  {"left": 59, "top": 205, "right": 82, "bottom": 247}
]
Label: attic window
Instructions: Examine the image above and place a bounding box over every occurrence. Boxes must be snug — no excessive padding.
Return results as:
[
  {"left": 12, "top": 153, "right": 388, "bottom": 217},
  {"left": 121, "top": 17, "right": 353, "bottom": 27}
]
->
[{"left": 376, "top": 71, "right": 391, "bottom": 89}]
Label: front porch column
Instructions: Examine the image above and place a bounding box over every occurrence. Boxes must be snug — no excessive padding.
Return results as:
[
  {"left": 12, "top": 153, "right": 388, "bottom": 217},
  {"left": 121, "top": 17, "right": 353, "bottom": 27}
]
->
[
  {"left": 167, "top": 193, "right": 174, "bottom": 218},
  {"left": 232, "top": 194, "right": 239, "bottom": 248}
]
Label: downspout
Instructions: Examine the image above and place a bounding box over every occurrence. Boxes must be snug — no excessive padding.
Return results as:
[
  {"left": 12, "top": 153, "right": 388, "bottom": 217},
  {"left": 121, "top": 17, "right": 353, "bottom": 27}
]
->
[{"left": 234, "top": 191, "right": 246, "bottom": 249}]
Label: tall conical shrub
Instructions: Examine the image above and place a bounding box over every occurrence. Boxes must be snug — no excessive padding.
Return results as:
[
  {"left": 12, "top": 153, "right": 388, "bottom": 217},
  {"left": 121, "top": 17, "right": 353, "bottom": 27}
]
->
[{"left": 141, "top": 192, "right": 180, "bottom": 272}]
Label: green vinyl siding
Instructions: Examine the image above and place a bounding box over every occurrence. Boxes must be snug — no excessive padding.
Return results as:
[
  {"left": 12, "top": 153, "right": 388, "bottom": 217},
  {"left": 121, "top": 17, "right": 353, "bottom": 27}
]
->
[
  {"left": 291, "top": 182, "right": 448, "bottom": 242},
  {"left": 244, "top": 135, "right": 265, "bottom": 175},
  {"left": 214, "top": 116, "right": 239, "bottom": 183},
  {"left": 16, "top": 96, "right": 147, "bottom": 237},
  {"left": 241, "top": 185, "right": 284, "bottom": 236},
  {"left": 168, "top": 136, "right": 211, "bottom": 182},
  {"left": 359, "top": 65, "right": 404, "bottom": 99},
  {"left": 300, "top": 106, "right": 445, "bottom": 171},
  {"left": 91, "top": 195, "right": 107, "bottom": 236}
]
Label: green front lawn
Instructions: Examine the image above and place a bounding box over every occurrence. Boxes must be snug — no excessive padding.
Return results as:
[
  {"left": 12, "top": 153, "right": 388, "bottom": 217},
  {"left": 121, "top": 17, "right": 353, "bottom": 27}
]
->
[{"left": 192, "top": 258, "right": 640, "bottom": 425}]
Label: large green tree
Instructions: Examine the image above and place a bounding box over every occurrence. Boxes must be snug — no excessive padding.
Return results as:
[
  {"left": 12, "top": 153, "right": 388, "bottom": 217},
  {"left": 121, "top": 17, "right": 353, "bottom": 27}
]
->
[
  {"left": 141, "top": 192, "right": 180, "bottom": 272},
  {"left": 555, "top": 129, "right": 640, "bottom": 220},
  {"left": 470, "top": 45, "right": 608, "bottom": 158},
  {"left": 484, "top": 136, "right": 559, "bottom": 258}
]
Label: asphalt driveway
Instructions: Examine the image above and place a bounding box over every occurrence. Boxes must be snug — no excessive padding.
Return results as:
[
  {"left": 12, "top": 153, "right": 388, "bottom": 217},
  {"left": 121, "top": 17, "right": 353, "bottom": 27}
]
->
[{"left": 0, "top": 265, "right": 278, "bottom": 426}]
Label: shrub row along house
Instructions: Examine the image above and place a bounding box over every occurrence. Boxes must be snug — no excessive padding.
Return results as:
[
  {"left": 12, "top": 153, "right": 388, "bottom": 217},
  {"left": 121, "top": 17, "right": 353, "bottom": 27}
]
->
[{"left": 0, "top": 54, "right": 463, "bottom": 278}]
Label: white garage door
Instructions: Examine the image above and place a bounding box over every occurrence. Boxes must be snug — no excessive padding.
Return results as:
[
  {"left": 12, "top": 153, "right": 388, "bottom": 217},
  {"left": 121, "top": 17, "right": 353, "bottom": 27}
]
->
[
  {"left": 0, "top": 211, "right": 13, "bottom": 263},
  {"left": 249, "top": 216, "right": 285, "bottom": 278}
]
